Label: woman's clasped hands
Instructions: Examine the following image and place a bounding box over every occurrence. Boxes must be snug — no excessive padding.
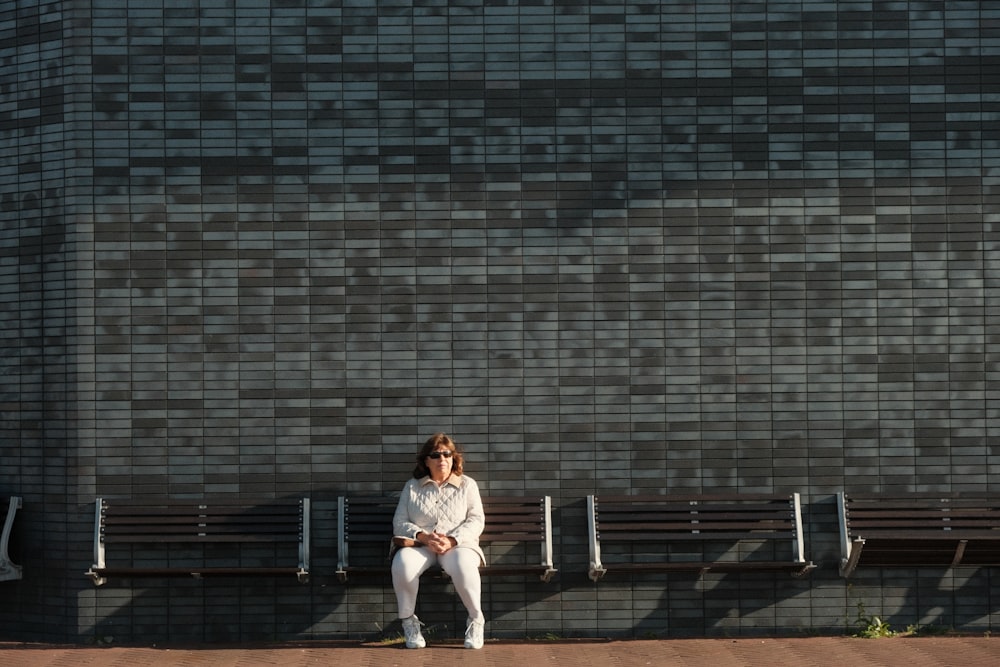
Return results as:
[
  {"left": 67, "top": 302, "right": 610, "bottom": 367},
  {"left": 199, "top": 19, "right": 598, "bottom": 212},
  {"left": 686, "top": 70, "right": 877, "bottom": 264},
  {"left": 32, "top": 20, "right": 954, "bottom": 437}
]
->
[{"left": 419, "top": 531, "right": 456, "bottom": 554}]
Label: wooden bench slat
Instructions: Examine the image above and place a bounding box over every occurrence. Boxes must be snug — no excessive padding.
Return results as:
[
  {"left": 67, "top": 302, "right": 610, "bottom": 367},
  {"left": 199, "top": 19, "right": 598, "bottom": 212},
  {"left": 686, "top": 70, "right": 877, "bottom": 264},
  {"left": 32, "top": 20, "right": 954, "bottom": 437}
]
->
[
  {"left": 599, "top": 519, "right": 793, "bottom": 530},
  {"left": 603, "top": 493, "right": 796, "bottom": 502},
  {"left": 101, "top": 502, "right": 303, "bottom": 515},
  {"left": 486, "top": 516, "right": 545, "bottom": 524},
  {"left": 848, "top": 508, "right": 1000, "bottom": 518},
  {"left": 596, "top": 500, "right": 795, "bottom": 509},
  {"left": 843, "top": 529, "right": 1000, "bottom": 540},
  {"left": 102, "top": 517, "right": 303, "bottom": 527},
  {"left": 849, "top": 520, "right": 1000, "bottom": 530},
  {"left": 605, "top": 561, "right": 810, "bottom": 573},
  {"left": 600, "top": 530, "right": 796, "bottom": 542},
  {"left": 600, "top": 507, "right": 786, "bottom": 513},
  {"left": 103, "top": 534, "right": 300, "bottom": 544},
  {"left": 103, "top": 518, "right": 301, "bottom": 529},
  {"left": 597, "top": 515, "right": 797, "bottom": 525},
  {"left": 481, "top": 531, "right": 544, "bottom": 541},
  {"left": 92, "top": 567, "right": 308, "bottom": 581},
  {"left": 847, "top": 510, "right": 1000, "bottom": 519}
]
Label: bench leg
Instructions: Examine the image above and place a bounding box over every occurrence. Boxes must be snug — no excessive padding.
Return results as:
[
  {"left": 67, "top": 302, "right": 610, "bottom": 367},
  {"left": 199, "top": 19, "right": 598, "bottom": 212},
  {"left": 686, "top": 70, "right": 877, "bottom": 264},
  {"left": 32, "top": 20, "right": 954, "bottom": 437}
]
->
[
  {"left": 951, "top": 540, "right": 969, "bottom": 568},
  {"left": 839, "top": 537, "right": 865, "bottom": 579}
]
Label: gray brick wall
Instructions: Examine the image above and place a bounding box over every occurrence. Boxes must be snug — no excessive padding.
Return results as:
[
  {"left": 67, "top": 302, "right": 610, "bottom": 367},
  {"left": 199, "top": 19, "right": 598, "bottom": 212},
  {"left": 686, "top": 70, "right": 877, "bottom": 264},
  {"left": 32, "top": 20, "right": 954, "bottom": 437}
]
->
[{"left": 2, "top": 0, "right": 1000, "bottom": 643}]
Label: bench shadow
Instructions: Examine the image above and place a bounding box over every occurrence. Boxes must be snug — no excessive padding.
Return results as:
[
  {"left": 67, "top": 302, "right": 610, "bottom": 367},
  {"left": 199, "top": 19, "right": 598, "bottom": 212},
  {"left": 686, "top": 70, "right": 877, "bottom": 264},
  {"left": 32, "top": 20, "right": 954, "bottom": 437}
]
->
[
  {"left": 80, "top": 492, "right": 1000, "bottom": 643},
  {"left": 84, "top": 491, "right": 562, "bottom": 645},
  {"left": 617, "top": 558, "right": 815, "bottom": 638},
  {"left": 585, "top": 492, "right": 818, "bottom": 638}
]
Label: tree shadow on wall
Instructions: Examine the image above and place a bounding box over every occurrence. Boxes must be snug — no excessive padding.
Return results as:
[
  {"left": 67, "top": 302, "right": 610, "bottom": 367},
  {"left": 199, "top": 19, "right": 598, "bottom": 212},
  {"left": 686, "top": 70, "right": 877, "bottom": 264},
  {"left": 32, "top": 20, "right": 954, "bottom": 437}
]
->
[
  {"left": 591, "top": 532, "right": 816, "bottom": 638},
  {"left": 844, "top": 566, "right": 1000, "bottom": 637},
  {"left": 616, "top": 566, "right": 814, "bottom": 639}
]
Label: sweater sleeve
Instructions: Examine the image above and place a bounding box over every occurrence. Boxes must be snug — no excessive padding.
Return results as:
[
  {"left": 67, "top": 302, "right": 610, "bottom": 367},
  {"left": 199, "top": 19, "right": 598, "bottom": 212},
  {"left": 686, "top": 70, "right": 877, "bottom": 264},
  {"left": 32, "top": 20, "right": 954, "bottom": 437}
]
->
[
  {"left": 446, "top": 477, "right": 485, "bottom": 546},
  {"left": 392, "top": 480, "right": 423, "bottom": 540}
]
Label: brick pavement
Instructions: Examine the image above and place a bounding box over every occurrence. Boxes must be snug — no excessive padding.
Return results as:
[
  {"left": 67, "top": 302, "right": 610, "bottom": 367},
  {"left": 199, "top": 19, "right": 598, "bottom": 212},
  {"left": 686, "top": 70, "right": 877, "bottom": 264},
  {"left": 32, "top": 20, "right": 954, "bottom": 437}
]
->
[{"left": 1, "top": 637, "right": 999, "bottom": 667}]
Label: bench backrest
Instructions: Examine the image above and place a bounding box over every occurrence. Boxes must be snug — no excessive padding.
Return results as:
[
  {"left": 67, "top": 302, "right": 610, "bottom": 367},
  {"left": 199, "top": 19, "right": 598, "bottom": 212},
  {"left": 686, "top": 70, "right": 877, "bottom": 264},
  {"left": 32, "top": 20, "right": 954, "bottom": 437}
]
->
[
  {"left": 589, "top": 493, "right": 807, "bottom": 565},
  {"left": 839, "top": 492, "right": 1000, "bottom": 541},
  {"left": 92, "top": 497, "right": 310, "bottom": 575},
  {"left": 837, "top": 492, "right": 1000, "bottom": 577},
  {"left": 97, "top": 498, "right": 308, "bottom": 544}
]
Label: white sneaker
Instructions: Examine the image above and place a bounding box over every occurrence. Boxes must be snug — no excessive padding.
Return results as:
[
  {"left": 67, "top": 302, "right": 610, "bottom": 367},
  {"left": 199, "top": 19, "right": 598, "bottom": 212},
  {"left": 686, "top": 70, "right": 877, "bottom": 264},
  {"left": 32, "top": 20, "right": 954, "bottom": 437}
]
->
[
  {"left": 464, "top": 618, "right": 484, "bottom": 649},
  {"left": 401, "top": 615, "right": 426, "bottom": 649}
]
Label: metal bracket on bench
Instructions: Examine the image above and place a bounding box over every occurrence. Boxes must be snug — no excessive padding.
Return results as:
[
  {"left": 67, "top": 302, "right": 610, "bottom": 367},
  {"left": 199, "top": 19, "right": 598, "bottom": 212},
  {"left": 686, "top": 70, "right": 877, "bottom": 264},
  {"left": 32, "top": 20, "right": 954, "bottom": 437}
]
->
[
  {"left": 836, "top": 492, "right": 865, "bottom": 578},
  {"left": 298, "top": 497, "right": 311, "bottom": 583},
  {"left": 86, "top": 570, "right": 108, "bottom": 586},
  {"left": 539, "top": 496, "right": 557, "bottom": 582},
  {"left": 789, "top": 493, "right": 816, "bottom": 577},
  {"left": 840, "top": 537, "right": 864, "bottom": 579},
  {"left": 951, "top": 539, "right": 969, "bottom": 568},
  {"left": 1, "top": 497, "right": 23, "bottom": 582}
]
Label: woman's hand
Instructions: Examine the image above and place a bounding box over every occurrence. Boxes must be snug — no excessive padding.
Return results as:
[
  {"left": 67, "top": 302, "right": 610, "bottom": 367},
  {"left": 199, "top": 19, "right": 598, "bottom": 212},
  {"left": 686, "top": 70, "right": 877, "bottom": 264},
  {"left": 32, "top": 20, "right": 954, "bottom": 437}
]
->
[{"left": 420, "top": 531, "right": 456, "bottom": 554}]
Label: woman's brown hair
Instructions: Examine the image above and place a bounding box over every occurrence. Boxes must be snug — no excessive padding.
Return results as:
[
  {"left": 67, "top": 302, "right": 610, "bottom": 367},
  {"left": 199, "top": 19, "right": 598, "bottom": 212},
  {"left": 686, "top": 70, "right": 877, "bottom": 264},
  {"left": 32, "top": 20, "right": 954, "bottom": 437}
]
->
[{"left": 412, "top": 432, "right": 465, "bottom": 479}]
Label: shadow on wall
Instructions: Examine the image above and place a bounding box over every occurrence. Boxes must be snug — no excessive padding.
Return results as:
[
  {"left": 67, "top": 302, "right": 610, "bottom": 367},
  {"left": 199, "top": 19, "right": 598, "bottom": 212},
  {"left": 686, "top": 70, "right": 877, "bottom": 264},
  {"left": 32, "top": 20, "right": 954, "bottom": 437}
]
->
[
  {"left": 0, "top": 494, "right": 73, "bottom": 644},
  {"left": 644, "top": 571, "right": 804, "bottom": 638},
  {"left": 584, "top": 492, "right": 820, "bottom": 638},
  {"left": 842, "top": 568, "right": 1000, "bottom": 637}
]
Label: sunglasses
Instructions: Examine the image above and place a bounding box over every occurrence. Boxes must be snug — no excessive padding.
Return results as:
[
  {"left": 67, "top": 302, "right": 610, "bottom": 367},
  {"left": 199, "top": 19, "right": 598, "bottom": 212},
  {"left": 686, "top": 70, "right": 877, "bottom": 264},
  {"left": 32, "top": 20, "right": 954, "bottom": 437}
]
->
[{"left": 426, "top": 451, "right": 454, "bottom": 460}]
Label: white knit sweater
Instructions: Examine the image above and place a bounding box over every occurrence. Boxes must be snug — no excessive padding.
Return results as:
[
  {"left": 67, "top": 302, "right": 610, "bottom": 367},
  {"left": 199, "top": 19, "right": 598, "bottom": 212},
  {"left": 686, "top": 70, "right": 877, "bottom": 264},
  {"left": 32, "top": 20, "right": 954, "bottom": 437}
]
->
[{"left": 392, "top": 474, "right": 486, "bottom": 565}]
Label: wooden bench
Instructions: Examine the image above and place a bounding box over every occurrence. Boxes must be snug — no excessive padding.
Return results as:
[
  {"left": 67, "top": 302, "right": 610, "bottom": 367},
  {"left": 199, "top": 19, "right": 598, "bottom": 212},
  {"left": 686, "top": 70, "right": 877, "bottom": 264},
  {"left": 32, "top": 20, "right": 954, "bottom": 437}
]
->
[
  {"left": 85, "top": 497, "right": 310, "bottom": 586},
  {"left": 586, "top": 493, "right": 815, "bottom": 581},
  {"left": 1, "top": 497, "right": 22, "bottom": 582},
  {"left": 336, "top": 494, "right": 556, "bottom": 583},
  {"left": 837, "top": 491, "right": 1000, "bottom": 578}
]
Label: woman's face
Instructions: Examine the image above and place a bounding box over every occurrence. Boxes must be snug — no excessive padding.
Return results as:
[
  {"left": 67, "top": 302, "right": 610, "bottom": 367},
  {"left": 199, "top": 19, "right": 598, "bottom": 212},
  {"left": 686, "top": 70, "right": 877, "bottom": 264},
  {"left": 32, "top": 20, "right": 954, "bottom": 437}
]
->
[{"left": 425, "top": 446, "right": 454, "bottom": 480}]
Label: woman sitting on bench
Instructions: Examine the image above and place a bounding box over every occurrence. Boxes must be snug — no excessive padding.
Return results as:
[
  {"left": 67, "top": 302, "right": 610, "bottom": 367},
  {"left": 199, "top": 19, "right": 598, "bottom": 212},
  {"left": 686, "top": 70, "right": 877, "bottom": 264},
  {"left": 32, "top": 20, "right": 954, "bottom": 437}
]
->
[{"left": 390, "top": 433, "right": 486, "bottom": 650}]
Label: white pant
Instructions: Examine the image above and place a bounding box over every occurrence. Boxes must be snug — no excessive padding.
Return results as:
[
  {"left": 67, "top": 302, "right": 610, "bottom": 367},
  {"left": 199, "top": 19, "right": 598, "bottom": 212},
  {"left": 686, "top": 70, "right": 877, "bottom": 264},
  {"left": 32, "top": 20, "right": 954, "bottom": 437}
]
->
[{"left": 391, "top": 546, "right": 484, "bottom": 623}]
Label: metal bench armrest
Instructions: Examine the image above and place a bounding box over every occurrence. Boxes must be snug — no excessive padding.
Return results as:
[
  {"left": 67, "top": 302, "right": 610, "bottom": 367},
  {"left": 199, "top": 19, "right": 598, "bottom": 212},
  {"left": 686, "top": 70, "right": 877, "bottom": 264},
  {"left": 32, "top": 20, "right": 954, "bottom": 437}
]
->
[
  {"left": 539, "top": 496, "right": 557, "bottom": 582},
  {"left": 336, "top": 496, "right": 349, "bottom": 582},
  {"left": 85, "top": 498, "right": 107, "bottom": 585},
  {"left": 1, "top": 497, "right": 23, "bottom": 582},
  {"left": 298, "top": 498, "right": 311, "bottom": 583},
  {"left": 586, "top": 495, "right": 606, "bottom": 582}
]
